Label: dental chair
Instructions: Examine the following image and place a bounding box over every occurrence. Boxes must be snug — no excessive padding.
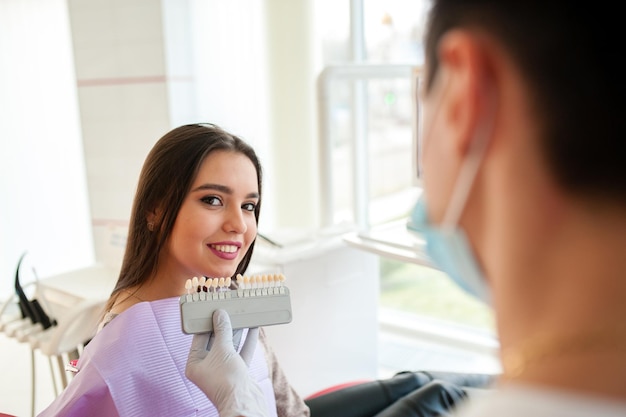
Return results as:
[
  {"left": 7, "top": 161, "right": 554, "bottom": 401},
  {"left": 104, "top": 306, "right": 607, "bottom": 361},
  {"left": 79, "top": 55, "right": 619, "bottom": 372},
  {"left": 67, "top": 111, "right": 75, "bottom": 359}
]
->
[{"left": 305, "top": 371, "right": 495, "bottom": 417}]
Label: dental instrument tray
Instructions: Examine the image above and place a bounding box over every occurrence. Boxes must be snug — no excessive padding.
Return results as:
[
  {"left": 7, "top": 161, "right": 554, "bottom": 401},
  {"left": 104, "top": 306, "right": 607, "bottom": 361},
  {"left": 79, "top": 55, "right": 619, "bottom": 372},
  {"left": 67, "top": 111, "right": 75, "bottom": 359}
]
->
[{"left": 179, "top": 274, "right": 292, "bottom": 334}]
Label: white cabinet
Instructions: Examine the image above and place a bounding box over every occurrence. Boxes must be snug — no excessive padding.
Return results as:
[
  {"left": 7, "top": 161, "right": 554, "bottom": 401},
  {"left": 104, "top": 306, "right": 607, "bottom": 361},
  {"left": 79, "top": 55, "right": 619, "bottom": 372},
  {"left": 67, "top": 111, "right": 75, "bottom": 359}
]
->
[{"left": 250, "top": 233, "right": 380, "bottom": 397}]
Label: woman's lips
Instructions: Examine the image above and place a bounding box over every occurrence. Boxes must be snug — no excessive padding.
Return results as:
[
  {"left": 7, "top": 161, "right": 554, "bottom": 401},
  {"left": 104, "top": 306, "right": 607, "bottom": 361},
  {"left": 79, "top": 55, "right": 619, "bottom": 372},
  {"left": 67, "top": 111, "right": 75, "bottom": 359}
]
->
[{"left": 208, "top": 243, "right": 240, "bottom": 260}]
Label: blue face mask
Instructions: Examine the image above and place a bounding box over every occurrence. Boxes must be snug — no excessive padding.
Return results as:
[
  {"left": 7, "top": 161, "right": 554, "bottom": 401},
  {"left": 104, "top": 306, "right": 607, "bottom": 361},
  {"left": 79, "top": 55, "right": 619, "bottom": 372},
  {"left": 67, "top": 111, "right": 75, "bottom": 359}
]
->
[
  {"left": 407, "top": 196, "right": 491, "bottom": 304},
  {"left": 408, "top": 72, "right": 496, "bottom": 305}
]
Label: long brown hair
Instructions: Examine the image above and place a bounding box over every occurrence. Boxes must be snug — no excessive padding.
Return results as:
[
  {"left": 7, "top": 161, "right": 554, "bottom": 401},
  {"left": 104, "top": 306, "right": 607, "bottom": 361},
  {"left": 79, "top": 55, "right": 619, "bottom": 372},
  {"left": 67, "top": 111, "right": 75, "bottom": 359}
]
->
[{"left": 104, "top": 123, "right": 262, "bottom": 313}]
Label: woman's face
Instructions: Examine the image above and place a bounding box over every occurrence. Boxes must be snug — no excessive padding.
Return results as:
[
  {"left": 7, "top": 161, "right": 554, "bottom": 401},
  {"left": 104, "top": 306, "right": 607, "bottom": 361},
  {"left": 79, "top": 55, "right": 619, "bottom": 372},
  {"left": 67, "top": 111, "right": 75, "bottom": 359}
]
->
[{"left": 162, "top": 150, "right": 259, "bottom": 281}]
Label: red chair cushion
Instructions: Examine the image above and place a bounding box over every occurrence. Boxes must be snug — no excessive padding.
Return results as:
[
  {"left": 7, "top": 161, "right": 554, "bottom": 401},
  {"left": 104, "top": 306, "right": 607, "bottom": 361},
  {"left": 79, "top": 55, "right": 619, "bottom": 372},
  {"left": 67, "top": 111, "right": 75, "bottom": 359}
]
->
[{"left": 306, "top": 380, "right": 372, "bottom": 399}]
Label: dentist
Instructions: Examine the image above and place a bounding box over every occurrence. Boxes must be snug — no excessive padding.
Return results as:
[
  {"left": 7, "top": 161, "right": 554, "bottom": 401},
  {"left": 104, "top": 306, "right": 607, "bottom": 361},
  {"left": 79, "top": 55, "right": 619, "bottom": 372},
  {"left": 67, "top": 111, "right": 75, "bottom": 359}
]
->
[{"left": 411, "top": 0, "right": 626, "bottom": 415}]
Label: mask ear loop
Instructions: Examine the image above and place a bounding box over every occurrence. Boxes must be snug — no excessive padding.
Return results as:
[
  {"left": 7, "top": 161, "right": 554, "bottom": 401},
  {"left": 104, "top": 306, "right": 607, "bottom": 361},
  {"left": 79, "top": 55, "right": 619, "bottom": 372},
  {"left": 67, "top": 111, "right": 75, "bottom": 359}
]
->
[
  {"left": 440, "top": 81, "right": 498, "bottom": 231},
  {"left": 418, "top": 71, "right": 451, "bottom": 183},
  {"left": 415, "top": 71, "right": 425, "bottom": 179}
]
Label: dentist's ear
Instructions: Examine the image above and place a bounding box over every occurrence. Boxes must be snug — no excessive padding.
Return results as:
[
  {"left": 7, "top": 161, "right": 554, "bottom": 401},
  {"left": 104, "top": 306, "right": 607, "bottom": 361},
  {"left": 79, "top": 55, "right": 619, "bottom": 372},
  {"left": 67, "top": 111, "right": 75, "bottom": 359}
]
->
[
  {"left": 436, "top": 29, "right": 499, "bottom": 158},
  {"left": 421, "top": 29, "right": 500, "bottom": 225}
]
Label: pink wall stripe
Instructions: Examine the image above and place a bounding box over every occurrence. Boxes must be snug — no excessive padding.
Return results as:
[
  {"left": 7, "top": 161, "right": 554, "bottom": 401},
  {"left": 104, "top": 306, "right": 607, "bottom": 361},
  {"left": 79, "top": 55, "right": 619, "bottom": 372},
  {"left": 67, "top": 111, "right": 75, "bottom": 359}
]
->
[
  {"left": 92, "top": 218, "right": 130, "bottom": 227},
  {"left": 77, "top": 75, "right": 193, "bottom": 87}
]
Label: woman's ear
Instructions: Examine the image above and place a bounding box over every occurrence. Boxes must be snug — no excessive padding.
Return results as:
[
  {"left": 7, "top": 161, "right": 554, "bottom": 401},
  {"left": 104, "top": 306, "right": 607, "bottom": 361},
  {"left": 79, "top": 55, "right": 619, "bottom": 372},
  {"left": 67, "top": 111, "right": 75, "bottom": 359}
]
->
[{"left": 146, "top": 207, "right": 162, "bottom": 231}]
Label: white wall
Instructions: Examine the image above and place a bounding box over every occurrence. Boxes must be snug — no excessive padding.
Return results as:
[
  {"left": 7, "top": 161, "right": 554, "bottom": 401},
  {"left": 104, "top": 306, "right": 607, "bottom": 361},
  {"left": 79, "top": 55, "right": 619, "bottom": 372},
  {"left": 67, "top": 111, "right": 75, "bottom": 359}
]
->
[
  {"left": 67, "top": 0, "right": 172, "bottom": 267},
  {"left": 190, "top": 0, "right": 275, "bottom": 231},
  {"left": 0, "top": 0, "right": 95, "bottom": 298}
]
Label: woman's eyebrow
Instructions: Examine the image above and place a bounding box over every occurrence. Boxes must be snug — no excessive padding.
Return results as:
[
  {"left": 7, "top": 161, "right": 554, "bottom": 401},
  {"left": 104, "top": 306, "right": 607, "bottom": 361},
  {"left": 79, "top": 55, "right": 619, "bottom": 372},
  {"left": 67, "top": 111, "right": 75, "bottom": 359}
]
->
[{"left": 191, "top": 183, "right": 259, "bottom": 199}]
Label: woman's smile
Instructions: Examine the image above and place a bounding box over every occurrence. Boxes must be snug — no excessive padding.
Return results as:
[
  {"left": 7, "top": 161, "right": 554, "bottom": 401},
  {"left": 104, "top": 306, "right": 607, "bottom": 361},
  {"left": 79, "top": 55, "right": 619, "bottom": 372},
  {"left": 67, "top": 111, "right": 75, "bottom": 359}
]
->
[{"left": 208, "top": 241, "right": 242, "bottom": 260}]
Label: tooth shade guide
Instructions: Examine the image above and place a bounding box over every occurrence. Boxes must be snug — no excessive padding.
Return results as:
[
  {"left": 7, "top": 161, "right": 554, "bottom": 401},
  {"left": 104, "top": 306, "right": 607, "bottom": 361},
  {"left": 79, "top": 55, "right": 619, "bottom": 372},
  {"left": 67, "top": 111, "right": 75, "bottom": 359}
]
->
[
  {"left": 182, "top": 273, "right": 290, "bottom": 297},
  {"left": 179, "top": 273, "right": 292, "bottom": 334}
]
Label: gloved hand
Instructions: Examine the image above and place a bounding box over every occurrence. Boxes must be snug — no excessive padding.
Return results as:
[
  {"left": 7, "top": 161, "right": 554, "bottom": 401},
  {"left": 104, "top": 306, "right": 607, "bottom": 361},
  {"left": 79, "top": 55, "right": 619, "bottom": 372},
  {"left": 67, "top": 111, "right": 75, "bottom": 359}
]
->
[{"left": 186, "top": 308, "right": 270, "bottom": 417}]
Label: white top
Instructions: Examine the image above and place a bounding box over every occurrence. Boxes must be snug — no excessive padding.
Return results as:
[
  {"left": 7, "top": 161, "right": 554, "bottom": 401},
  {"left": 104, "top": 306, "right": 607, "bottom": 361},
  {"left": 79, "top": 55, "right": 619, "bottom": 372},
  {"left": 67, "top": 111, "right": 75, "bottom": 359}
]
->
[{"left": 455, "top": 385, "right": 626, "bottom": 417}]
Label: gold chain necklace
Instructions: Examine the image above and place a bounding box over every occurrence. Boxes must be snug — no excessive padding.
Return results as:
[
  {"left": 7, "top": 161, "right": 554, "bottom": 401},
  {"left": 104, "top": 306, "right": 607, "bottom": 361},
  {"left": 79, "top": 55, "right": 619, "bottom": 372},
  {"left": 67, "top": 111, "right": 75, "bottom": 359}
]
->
[{"left": 501, "top": 328, "right": 626, "bottom": 378}]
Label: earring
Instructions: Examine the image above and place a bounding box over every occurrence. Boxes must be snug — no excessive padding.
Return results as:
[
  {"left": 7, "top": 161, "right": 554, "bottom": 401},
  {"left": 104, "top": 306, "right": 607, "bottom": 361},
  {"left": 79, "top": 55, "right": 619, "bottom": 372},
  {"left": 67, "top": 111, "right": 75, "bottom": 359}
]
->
[{"left": 147, "top": 222, "right": 155, "bottom": 231}]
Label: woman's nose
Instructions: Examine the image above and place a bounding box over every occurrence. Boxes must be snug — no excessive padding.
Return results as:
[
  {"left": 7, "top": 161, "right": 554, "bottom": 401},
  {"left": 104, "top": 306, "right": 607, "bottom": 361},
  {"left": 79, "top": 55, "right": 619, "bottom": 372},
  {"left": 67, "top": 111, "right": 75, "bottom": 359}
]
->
[{"left": 223, "top": 206, "right": 247, "bottom": 234}]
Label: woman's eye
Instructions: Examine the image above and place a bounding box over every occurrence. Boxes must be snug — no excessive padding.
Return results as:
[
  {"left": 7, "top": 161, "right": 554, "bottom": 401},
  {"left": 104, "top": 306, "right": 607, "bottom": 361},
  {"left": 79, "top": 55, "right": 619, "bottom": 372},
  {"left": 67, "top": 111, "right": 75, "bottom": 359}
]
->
[
  {"left": 201, "top": 196, "right": 222, "bottom": 206},
  {"left": 242, "top": 202, "right": 256, "bottom": 212}
]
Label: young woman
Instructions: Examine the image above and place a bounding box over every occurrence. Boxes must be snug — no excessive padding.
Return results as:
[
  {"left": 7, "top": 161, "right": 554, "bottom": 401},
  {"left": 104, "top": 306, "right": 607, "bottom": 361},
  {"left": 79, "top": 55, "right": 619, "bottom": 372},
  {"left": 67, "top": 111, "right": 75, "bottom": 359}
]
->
[{"left": 38, "top": 123, "right": 309, "bottom": 416}]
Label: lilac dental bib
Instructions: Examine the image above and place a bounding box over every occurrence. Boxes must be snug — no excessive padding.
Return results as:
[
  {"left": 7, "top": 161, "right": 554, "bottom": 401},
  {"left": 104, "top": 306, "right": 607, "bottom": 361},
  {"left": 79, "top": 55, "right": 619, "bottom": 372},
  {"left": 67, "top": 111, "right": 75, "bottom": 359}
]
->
[{"left": 38, "top": 297, "right": 277, "bottom": 417}]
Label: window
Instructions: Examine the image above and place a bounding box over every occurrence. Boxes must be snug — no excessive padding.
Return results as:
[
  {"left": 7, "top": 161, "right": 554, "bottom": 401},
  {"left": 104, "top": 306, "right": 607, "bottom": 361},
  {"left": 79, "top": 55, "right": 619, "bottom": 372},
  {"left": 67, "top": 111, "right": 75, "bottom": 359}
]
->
[
  {"left": 381, "top": 259, "right": 495, "bottom": 332},
  {"left": 317, "top": 0, "right": 426, "bottom": 228},
  {"left": 316, "top": 0, "right": 497, "bottom": 348}
]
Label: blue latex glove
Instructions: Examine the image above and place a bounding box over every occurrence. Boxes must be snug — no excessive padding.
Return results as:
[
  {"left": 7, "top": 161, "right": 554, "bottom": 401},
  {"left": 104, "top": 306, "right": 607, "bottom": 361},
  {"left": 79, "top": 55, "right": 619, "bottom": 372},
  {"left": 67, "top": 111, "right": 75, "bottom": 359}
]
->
[{"left": 186, "top": 309, "right": 269, "bottom": 417}]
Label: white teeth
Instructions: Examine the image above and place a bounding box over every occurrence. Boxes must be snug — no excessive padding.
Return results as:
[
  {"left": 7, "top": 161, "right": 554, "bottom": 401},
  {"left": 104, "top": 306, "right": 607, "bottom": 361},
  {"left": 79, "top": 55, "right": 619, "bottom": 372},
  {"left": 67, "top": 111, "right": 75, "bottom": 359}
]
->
[{"left": 211, "top": 244, "right": 238, "bottom": 253}]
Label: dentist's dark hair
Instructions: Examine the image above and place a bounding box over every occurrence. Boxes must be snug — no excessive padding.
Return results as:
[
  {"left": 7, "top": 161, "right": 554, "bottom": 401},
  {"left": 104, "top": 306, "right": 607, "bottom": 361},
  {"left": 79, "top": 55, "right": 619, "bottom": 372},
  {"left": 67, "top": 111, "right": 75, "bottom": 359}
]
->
[
  {"left": 104, "top": 123, "right": 262, "bottom": 314},
  {"left": 424, "top": 1, "right": 626, "bottom": 204}
]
